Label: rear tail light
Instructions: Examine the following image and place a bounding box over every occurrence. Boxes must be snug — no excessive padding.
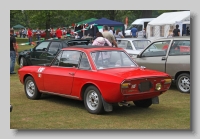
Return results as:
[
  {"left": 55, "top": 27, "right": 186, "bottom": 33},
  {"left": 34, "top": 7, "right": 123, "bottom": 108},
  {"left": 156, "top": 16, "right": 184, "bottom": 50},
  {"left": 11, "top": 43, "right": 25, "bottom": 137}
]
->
[{"left": 121, "top": 83, "right": 131, "bottom": 89}]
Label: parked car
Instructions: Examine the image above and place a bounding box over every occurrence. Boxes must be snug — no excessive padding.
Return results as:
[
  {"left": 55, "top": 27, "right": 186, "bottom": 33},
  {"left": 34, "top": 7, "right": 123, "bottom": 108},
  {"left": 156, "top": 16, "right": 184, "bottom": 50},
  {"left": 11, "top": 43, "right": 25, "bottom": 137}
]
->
[
  {"left": 17, "top": 39, "right": 91, "bottom": 68},
  {"left": 116, "top": 38, "right": 151, "bottom": 58},
  {"left": 18, "top": 45, "right": 172, "bottom": 114},
  {"left": 134, "top": 37, "right": 190, "bottom": 93}
]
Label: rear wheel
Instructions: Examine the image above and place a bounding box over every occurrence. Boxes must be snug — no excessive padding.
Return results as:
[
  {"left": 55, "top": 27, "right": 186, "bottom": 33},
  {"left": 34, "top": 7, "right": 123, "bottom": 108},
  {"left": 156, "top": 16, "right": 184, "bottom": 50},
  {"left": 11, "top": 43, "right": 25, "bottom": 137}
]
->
[
  {"left": 176, "top": 73, "right": 190, "bottom": 93},
  {"left": 133, "top": 98, "right": 152, "bottom": 108},
  {"left": 24, "top": 76, "right": 41, "bottom": 100},
  {"left": 84, "top": 86, "right": 104, "bottom": 114}
]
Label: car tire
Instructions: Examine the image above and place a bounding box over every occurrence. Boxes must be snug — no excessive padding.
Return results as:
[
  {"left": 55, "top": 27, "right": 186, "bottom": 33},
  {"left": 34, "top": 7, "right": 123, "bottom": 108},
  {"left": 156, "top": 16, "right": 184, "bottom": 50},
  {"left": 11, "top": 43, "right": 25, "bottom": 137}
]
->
[
  {"left": 176, "top": 73, "right": 190, "bottom": 93},
  {"left": 20, "top": 57, "right": 27, "bottom": 68},
  {"left": 84, "top": 86, "right": 104, "bottom": 114},
  {"left": 133, "top": 98, "right": 152, "bottom": 108},
  {"left": 24, "top": 76, "right": 41, "bottom": 100}
]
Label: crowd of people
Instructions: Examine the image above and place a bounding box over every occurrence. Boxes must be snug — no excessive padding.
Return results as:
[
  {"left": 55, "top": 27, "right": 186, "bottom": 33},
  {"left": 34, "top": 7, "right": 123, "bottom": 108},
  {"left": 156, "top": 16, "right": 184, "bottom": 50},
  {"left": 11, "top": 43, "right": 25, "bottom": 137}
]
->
[
  {"left": 13, "top": 27, "right": 73, "bottom": 45},
  {"left": 167, "top": 25, "right": 190, "bottom": 38}
]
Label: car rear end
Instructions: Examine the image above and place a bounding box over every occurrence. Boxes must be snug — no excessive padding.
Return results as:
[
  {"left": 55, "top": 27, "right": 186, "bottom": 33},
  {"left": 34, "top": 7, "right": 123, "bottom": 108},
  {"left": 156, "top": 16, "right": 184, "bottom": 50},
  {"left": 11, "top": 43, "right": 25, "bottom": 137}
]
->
[{"left": 120, "top": 75, "right": 171, "bottom": 101}]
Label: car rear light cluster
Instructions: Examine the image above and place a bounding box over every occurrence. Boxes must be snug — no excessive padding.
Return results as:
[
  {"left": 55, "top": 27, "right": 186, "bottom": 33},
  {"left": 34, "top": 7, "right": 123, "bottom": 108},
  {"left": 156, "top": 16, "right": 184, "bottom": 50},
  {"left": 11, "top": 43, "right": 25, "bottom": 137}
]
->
[{"left": 121, "top": 78, "right": 172, "bottom": 94}]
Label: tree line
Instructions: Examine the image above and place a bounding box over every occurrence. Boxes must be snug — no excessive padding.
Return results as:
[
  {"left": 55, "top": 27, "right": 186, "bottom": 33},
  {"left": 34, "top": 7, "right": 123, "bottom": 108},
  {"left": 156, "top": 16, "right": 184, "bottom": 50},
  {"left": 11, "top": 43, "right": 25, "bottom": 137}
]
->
[{"left": 10, "top": 10, "right": 181, "bottom": 39}]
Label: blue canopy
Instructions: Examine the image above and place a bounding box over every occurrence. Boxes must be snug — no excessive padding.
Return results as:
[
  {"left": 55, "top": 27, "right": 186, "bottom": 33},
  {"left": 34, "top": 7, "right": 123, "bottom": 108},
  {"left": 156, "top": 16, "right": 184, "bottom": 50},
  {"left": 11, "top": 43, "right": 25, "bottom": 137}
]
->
[
  {"left": 87, "top": 18, "right": 125, "bottom": 37},
  {"left": 88, "top": 17, "right": 124, "bottom": 26}
]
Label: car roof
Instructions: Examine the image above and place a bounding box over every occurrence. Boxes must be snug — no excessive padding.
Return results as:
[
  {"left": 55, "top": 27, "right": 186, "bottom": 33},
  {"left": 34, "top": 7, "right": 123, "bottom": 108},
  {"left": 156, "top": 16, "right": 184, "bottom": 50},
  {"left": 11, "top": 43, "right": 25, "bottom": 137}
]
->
[
  {"left": 116, "top": 38, "right": 148, "bottom": 40},
  {"left": 153, "top": 36, "right": 190, "bottom": 41},
  {"left": 62, "top": 45, "right": 124, "bottom": 51},
  {"left": 42, "top": 38, "right": 91, "bottom": 42}
]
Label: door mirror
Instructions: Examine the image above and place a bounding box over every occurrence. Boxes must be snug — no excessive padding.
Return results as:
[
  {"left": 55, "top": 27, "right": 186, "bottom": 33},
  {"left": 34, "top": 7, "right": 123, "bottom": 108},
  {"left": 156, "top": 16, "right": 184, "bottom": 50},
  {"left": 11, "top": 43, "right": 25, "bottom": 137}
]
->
[
  {"left": 30, "top": 48, "right": 33, "bottom": 52},
  {"left": 137, "top": 54, "right": 140, "bottom": 58}
]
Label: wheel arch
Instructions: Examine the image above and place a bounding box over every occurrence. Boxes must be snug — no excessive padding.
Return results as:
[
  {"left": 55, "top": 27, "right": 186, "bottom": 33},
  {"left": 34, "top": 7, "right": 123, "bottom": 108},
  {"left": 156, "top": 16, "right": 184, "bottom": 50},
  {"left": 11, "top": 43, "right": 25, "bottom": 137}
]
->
[
  {"left": 80, "top": 83, "right": 101, "bottom": 100},
  {"left": 174, "top": 71, "right": 190, "bottom": 81},
  {"left": 23, "top": 74, "right": 34, "bottom": 84}
]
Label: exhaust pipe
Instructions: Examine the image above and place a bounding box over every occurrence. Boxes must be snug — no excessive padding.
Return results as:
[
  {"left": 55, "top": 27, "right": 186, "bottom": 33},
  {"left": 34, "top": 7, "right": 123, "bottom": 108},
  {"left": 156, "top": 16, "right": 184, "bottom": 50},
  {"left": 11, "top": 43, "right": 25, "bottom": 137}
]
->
[{"left": 118, "top": 102, "right": 131, "bottom": 107}]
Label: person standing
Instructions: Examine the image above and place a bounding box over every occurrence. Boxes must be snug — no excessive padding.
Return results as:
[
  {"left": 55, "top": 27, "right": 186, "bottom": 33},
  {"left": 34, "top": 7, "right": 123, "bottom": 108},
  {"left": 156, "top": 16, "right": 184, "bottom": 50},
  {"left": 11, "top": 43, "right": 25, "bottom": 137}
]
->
[
  {"left": 92, "top": 32, "right": 112, "bottom": 46},
  {"left": 36, "top": 28, "right": 41, "bottom": 41},
  {"left": 27, "top": 28, "right": 33, "bottom": 45},
  {"left": 56, "top": 27, "right": 62, "bottom": 39},
  {"left": 142, "top": 28, "right": 146, "bottom": 38},
  {"left": 114, "top": 28, "right": 124, "bottom": 38},
  {"left": 10, "top": 29, "right": 18, "bottom": 74},
  {"left": 131, "top": 27, "right": 138, "bottom": 38},
  {"left": 173, "top": 24, "right": 180, "bottom": 36},
  {"left": 102, "top": 25, "right": 118, "bottom": 47},
  {"left": 23, "top": 28, "right": 27, "bottom": 38},
  {"left": 167, "top": 29, "right": 174, "bottom": 38},
  {"left": 186, "top": 27, "right": 190, "bottom": 36}
]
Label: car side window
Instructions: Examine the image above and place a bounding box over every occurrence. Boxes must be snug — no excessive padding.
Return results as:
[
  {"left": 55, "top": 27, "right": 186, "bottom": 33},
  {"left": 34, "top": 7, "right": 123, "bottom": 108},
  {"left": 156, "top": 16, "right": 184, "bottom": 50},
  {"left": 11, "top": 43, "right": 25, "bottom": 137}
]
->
[
  {"left": 35, "top": 42, "right": 50, "bottom": 51},
  {"left": 141, "top": 41, "right": 170, "bottom": 57},
  {"left": 59, "top": 50, "right": 81, "bottom": 68},
  {"left": 51, "top": 51, "right": 63, "bottom": 66},
  {"left": 79, "top": 53, "right": 91, "bottom": 70},
  {"left": 48, "top": 42, "right": 62, "bottom": 55},
  {"left": 117, "top": 40, "right": 128, "bottom": 49},
  {"left": 126, "top": 41, "right": 133, "bottom": 50},
  {"left": 169, "top": 40, "right": 190, "bottom": 56}
]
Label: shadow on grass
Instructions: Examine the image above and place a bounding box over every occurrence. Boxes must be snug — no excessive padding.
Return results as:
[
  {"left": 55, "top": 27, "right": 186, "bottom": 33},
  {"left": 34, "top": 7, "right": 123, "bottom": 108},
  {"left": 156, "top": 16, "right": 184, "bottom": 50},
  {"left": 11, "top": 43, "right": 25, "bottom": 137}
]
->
[{"left": 38, "top": 93, "right": 172, "bottom": 116}]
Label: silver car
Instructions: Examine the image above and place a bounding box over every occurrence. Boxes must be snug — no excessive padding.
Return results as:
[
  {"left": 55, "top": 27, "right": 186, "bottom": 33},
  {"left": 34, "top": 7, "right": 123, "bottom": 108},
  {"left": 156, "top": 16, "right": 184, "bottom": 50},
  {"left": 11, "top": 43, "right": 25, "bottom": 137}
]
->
[
  {"left": 134, "top": 37, "right": 190, "bottom": 93},
  {"left": 116, "top": 38, "right": 151, "bottom": 58}
]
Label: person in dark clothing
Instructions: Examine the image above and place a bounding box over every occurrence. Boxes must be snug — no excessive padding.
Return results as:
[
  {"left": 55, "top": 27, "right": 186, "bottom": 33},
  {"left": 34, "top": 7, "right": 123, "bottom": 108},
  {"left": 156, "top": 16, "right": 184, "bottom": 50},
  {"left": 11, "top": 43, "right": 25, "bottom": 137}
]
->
[
  {"left": 10, "top": 29, "right": 18, "bottom": 74},
  {"left": 173, "top": 24, "right": 180, "bottom": 36},
  {"left": 186, "top": 27, "right": 190, "bottom": 36}
]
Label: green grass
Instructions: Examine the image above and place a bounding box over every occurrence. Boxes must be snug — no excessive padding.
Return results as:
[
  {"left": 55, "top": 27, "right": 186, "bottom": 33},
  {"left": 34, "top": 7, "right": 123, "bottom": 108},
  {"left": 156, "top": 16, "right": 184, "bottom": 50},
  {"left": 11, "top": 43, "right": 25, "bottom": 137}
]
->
[
  {"left": 10, "top": 76, "right": 191, "bottom": 129},
  {"left": 10, "top": 43, "right": 190, "bottom": 130}
]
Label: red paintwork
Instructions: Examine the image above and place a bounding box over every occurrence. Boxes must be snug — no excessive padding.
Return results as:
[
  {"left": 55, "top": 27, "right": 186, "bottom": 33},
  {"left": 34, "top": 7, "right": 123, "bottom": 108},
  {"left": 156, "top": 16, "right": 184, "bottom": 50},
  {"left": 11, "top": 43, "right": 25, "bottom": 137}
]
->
[{"left": 18, "top": 47, "right": 171, "bottom": 103}]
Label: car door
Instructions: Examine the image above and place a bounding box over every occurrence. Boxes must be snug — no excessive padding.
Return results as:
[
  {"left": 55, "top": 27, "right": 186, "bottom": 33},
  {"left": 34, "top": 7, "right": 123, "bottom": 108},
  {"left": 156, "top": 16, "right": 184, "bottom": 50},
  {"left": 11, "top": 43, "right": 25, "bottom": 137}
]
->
[
  {"left": 166, "top": 40, "right": 190, "bottom": 78},
  {"left": 134, "top": 40, "right": 171, "bottom": 72},
  {"left": 30, "top": 41, "right": 50, "bottom": 65},
  {"left": 45, "top": 41, "right": 63, "bottom": 65},
  {"left": 42, "top": 50, "right": 82, "bottom": 95}
]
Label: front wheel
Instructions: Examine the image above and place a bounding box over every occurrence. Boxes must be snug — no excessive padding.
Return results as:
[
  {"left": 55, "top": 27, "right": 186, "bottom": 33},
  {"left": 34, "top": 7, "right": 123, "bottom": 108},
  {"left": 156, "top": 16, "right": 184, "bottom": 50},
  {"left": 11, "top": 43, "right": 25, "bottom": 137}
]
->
[
  {"left": 20, "top": 57, "right": 27, "bottom": 68},
  {"left": 133, "top": 98, "right": 152, "bottom": 108},
  {"left": 84, "top": 86, "right": 104, "bottom": 114},
  {"left": 24, "top": 76, "right": 41, "bottom": 100},
  {"left": 176, "top": 73, "right": 190, "bottom": 93}
]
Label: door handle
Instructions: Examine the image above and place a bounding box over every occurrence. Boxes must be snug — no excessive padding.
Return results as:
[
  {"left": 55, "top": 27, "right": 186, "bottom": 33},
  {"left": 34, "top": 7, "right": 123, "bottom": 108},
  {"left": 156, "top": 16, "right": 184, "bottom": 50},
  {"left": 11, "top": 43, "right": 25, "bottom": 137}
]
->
[
  {"left": 161, "top": 57, "right": 166, "bottom": 60},
  {"left": 69, "top": 72, "right": 75, "bottom": 76}
]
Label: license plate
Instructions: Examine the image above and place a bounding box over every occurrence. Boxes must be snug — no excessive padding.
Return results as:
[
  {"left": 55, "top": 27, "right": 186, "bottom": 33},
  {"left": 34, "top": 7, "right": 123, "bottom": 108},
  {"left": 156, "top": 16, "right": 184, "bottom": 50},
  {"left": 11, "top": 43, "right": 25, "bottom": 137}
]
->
[{"left": 138, "top": 81, "right": 152, "bottom": 92}]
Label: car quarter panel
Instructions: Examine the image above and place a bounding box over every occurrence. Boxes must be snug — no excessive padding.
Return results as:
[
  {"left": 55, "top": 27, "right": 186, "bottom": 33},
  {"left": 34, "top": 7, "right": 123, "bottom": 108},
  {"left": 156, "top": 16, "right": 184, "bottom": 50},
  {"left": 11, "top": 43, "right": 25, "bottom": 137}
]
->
[{"left": 71, "top": 70, "right": 124, "bottom": 102}]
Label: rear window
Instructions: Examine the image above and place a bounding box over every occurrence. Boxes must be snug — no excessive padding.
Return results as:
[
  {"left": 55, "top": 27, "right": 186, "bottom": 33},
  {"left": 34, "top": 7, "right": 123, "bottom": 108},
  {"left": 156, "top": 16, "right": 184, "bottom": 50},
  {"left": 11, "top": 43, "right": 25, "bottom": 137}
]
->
[
  {"left": 169, "top": 40, "right": 190, "bottom": 56},
  {"left": 132, "top": 40, "right": 151, "bottom": 50}
]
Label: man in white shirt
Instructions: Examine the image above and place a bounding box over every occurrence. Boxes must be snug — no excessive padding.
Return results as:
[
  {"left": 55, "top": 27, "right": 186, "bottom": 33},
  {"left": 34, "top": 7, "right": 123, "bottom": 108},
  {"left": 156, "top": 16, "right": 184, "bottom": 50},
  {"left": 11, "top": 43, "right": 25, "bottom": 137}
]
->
[{"left": 109, "top": 26, "right": 115, "bottom": 35}]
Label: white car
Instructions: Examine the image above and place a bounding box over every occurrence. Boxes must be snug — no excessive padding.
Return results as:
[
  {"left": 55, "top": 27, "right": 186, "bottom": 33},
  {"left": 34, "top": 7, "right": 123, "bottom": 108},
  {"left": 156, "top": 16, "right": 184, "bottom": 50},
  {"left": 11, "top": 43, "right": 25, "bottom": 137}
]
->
[{"left": 116, "top": 38, "right": 151, "bottom": 59}]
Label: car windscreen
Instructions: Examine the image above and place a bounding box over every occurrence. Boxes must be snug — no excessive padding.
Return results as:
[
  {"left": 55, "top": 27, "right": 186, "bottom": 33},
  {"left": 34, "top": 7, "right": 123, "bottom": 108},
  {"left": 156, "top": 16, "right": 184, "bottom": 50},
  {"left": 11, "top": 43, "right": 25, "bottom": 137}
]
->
[
  {"left": 91, "top": 50, "right": 137, "bottom": 70},
  {"left": 132, "top": 40, "right": 151, "bottom": 50}
]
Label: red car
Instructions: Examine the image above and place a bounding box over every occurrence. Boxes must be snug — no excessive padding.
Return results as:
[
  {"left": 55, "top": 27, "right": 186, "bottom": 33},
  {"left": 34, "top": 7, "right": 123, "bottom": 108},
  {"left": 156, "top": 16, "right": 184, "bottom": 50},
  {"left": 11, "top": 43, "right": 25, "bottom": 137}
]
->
[{"left": 18, "top": 46, "right": 172, "bottom": 114}]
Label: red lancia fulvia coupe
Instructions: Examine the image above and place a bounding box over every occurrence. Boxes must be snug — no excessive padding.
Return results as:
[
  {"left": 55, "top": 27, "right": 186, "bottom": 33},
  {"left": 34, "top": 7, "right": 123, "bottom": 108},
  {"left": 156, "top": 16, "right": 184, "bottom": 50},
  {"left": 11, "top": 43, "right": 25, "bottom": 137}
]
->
[{"left": 18, "top": 45, "right": 172, "bottom": 114}]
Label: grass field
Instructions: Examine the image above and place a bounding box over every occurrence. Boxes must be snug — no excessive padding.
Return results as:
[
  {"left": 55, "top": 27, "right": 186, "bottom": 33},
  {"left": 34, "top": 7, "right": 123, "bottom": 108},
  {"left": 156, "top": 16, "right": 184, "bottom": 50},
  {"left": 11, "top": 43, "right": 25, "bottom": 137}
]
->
[{"left": 10, "top": 39, "right": 190, "bottom": 130}]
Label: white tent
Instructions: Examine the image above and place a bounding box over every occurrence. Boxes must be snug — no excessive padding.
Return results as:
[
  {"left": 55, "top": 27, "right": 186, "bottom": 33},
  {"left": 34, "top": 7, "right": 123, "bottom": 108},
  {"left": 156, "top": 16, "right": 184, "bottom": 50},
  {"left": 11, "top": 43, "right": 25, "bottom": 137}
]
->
[{"left": 146, "top": 11, "right": 190, "bottom": 41}]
